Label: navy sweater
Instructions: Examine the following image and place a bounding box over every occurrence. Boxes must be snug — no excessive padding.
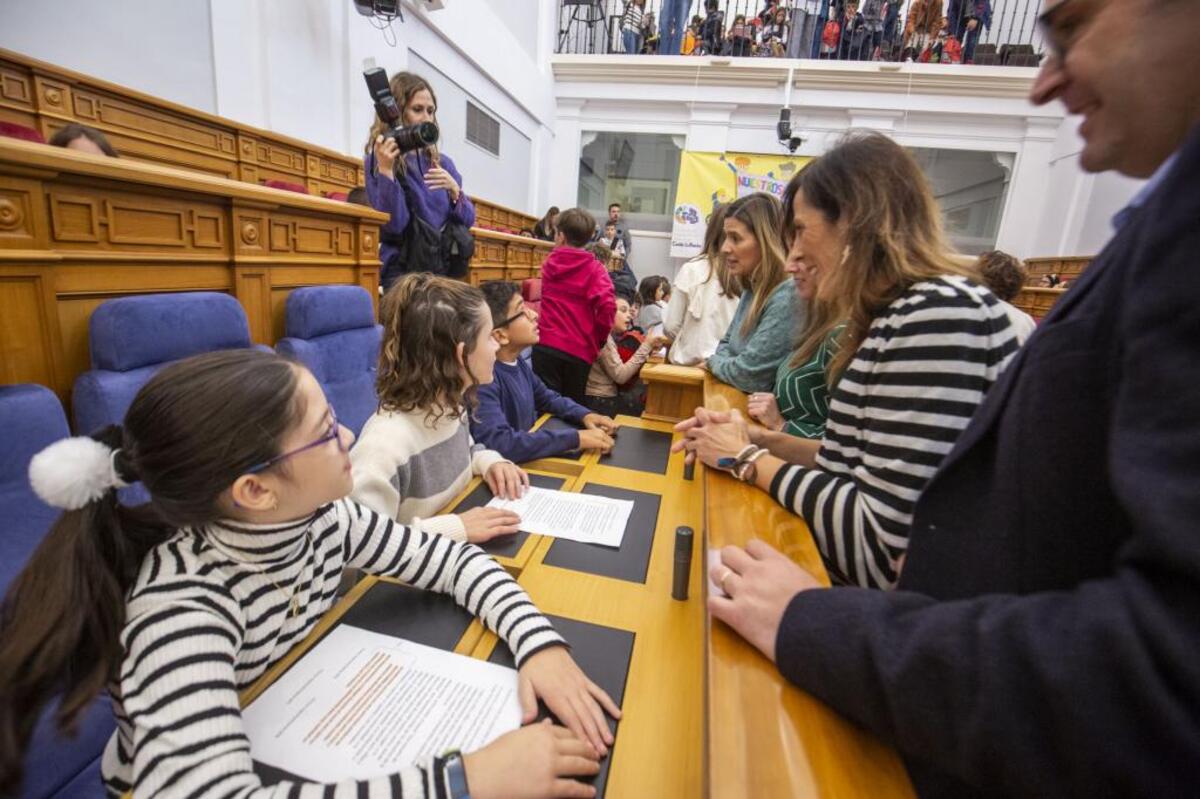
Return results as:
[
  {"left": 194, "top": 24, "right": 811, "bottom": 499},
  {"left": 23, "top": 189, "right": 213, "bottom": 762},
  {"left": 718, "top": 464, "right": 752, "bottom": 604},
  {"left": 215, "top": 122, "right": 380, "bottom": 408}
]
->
[{"left": 470, "top": 357, "right": 591, "bottom": 463}]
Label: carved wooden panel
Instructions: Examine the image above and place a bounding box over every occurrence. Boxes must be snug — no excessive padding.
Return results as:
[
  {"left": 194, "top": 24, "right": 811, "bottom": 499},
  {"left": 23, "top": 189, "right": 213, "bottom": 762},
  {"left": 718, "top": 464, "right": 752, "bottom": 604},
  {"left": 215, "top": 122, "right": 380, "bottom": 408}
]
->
[
  {"left": 261, "top": 215, "right": 356, "bottom": 258},
  {"left": 507, "top": 244, "right": 534, "bottom": 266},
  {"left": 47, "top": 187, "right": 228, "bottom": 254},
  {"left": 69, "top": 87, "right": 237, "bottom": 157},
  {"left": 505, "top": 267, "right": 533, "bottom": 282},
  {"left": 0, "top": 268, "right": 60, "bottom": 388},
  {"left": 469, "top": 267, "right": 505, "bottom": 286},
  {"left": 0, "top": 182, "right": 41, "bottom": 249},
  {"left": 0, "top": 65, "right": 34, "bottom": 111},
  {"left": 254, "top": 140, "right": 305, "bottom": 175},
  {"left": 470, "top": 240, "right": 507, "bottom": 267},
  {"left": 234, "top": 267, "right": 272, "bottom": 344}
]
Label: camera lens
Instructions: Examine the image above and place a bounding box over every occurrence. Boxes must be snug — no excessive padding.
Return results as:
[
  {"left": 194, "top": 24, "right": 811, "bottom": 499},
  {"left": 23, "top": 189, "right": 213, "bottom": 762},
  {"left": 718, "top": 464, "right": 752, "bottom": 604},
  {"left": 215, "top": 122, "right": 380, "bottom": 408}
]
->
[{"left": 391, "top": 121, "right": 439, "bottom": 153}]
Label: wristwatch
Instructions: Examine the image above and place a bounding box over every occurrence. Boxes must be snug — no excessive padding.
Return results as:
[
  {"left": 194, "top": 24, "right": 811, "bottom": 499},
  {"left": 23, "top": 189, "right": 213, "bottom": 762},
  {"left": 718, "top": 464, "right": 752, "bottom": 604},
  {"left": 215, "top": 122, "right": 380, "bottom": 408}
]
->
[{"left": 442, "top": 749, "right": 471, "bottom": 798}]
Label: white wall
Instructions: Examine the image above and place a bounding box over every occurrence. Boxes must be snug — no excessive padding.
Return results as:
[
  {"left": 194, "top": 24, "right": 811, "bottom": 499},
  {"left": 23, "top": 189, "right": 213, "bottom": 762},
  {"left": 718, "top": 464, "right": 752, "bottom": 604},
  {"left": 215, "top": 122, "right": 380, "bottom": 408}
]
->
[
  {"left": 548, "top": 57, "right": 1142, "bottom": 263},
  {"left": 408, "top": 53, "right": 533, "bottom": 212},
  {"left": 1, "top": 0, "right": 217, "bottom": 113},
  {"left": 3, "top": 0, "right": 559, "bottom": 214}
]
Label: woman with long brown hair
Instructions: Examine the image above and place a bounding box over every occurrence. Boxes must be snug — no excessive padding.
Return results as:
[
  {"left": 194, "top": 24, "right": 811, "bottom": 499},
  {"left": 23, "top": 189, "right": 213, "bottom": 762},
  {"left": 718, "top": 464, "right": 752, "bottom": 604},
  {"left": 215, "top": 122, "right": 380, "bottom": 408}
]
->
[
  {"left": 365, "top": 72, "right": 476, "bottom": 287},
  {"left": 676, "top": 132, "right": 1021, "bottom": 590},
  {"left": 705, "top": 192, "right": 798, "bottom": 392},
  {"left": 663, "top": 202, "right": 740, "bottom": 366}
]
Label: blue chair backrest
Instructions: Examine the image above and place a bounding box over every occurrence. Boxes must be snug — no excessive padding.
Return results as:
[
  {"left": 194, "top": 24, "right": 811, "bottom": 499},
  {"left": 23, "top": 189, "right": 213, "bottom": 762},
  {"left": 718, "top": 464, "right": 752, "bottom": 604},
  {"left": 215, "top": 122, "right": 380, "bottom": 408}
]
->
[
  {"left": 72, "top": 292, "right": 256, "bottom": 437},
  {"left": 0, "top": 384, "right": 113, "bottom": 798},
  {"left": 0, "top": 384, "right": 69, "bottom": 597},
  {"left": 276, "top": 286, "right": 381, "bottom": 438},
  {"left": 72, "top": 292, "right": 259, "bottom": 506}
]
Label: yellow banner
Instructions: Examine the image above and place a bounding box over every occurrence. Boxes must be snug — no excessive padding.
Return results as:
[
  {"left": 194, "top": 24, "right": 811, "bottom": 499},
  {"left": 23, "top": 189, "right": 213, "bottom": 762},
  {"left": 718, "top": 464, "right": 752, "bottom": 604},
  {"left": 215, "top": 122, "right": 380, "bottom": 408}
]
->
[{"left": 670, "top": 151, "right": 812, "bottom": 258}]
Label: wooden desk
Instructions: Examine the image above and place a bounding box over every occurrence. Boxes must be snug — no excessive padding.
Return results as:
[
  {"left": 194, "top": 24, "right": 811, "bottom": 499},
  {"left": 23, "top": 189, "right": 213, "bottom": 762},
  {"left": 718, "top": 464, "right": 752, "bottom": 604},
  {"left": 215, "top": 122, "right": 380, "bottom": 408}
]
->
[
  {"left": 640, "top": 363, "right": 706, "bottom": 423},
  {"left": 702, "top": 373, "right": 913, "bottom": 797},
  {"left": 0, "top": 137, "right": 386, "bottom": 403},
  {"left": 234, "top": 407, "right": 911, "bottom": 796}
]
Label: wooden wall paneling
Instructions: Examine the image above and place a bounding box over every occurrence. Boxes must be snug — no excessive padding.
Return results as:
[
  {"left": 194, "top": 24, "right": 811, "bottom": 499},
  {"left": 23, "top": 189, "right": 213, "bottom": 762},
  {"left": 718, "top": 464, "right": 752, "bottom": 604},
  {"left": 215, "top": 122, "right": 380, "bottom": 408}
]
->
[
  {"left": 233, "top": 266, "right": 273, "bottom": 345},
  {"left": 355, "top": 223, "right": 380, "bottom": 314},
  {"left": 0, "top": 262, "right": 66, "bottom": 393}
]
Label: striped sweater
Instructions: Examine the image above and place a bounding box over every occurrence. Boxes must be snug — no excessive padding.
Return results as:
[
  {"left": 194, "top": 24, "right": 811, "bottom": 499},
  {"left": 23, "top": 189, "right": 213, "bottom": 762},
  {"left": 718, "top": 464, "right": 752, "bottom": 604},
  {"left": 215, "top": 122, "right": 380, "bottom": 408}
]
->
[
  {"left": 101, "top": 499, "right": 564, "bottom": 797},
  {"left": 769, "top": 276, "right": 1019, "bottom": 589},
  {"left": 351, "top": 407, "right": 509, "bottom": 540}
]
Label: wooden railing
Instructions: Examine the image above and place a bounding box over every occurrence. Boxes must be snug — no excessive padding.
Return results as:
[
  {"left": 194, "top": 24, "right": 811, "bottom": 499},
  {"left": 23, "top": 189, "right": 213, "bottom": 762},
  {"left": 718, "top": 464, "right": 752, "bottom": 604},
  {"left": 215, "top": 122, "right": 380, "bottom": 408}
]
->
[
  {"left": 0, "top": 137, "right": 387, "bottom": 405},
  {"left": 0, "top": 48, "right": 548, "bottom": 283}
]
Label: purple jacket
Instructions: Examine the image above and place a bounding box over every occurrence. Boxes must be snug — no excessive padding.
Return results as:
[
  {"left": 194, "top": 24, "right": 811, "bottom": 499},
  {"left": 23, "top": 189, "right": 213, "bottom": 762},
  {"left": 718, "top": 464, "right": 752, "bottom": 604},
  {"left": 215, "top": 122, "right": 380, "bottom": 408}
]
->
[{"left": 364, "top": 149, "right": 476, "bottom": 267}]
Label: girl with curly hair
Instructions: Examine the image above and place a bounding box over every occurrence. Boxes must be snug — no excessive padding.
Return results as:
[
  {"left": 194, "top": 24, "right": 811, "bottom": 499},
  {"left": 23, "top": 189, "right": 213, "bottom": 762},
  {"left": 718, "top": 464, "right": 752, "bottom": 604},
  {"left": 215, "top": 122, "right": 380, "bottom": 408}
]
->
[{"left": 351, "top": 274, "right": 529, "bottom": 543}]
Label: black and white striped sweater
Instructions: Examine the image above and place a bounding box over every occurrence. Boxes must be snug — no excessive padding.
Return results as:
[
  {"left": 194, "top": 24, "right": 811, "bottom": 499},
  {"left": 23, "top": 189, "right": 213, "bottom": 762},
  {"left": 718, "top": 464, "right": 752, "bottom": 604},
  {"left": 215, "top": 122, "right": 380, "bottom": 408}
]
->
[
  {"left": 101, "top": 498, "right": 564, "bottom": 797},
  {"left": 770, "top": 276, "right": 1020, "bottom": 589}
]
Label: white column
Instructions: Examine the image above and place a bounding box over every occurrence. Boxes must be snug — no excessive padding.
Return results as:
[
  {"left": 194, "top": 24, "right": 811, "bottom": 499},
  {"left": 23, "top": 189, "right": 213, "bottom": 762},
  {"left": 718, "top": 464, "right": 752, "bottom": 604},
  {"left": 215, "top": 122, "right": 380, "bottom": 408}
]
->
[
  {"left": 549, "top": 99, "right": 586, "bottom": 208},
  {"left": 994, "top": 116, "right": 1059, "bottom": 258},
  {"left": 685, "top": 103, "right": 738, "bottom": 153}
]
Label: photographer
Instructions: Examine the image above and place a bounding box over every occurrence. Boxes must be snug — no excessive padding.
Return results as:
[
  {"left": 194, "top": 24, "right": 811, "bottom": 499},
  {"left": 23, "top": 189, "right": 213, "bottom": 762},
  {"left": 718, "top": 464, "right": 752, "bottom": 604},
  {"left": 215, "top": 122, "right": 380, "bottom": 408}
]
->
[{"left": 364, "top": 71, "right": 475, "bottom": 287}]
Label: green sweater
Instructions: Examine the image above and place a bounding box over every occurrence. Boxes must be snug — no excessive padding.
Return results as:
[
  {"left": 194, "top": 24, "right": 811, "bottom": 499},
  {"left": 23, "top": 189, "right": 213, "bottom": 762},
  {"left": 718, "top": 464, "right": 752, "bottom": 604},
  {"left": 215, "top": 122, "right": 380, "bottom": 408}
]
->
[
  {"left": 707, "top": 280, "right": 799, "bottom": 393},
  {"left": 775, "top": 326, "right": 842, "bottom": 439}
]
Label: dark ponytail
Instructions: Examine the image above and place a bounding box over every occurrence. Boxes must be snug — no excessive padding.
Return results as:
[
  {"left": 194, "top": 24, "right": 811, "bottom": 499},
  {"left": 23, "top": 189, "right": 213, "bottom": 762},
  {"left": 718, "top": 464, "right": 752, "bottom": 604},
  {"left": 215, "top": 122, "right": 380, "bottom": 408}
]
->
[{"left": 0, "top": 349, "right": 303, "bottom": 793}]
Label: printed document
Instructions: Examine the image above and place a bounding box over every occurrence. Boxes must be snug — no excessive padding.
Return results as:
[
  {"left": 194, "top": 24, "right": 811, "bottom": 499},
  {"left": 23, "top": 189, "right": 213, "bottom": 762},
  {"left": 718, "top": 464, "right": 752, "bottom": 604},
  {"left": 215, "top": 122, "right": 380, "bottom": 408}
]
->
[
  {"left": 486, "top": 486, "right": 632, "bottom": 548},
  {"left": 242, "top": 624, "right": 521, "bottom": 782}
]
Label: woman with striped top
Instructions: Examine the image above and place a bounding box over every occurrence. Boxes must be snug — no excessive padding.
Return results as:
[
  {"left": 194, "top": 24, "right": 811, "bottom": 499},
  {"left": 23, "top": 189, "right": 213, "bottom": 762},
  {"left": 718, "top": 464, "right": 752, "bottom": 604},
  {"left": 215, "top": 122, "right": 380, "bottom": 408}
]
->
[
  {"left": 0, "top": 350, "right": 618, "bottom": 798},
  {"left": 676, "top": 133, "right": 1020, "bottom": 590}
]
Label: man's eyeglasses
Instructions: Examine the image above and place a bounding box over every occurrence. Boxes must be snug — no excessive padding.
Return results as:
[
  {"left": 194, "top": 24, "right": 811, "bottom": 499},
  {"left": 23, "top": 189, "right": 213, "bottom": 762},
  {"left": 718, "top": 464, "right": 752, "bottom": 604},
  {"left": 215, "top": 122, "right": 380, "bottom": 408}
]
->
[{"left": 247, "top": 410, "right": 345, "bottom": 474}]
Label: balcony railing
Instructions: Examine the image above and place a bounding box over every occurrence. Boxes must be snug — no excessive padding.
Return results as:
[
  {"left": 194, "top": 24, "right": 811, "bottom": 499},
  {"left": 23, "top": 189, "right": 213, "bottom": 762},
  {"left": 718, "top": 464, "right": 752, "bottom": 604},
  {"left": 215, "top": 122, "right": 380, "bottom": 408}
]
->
[{"left": 556, "top": 0, "right": 1044, "bottom": 66}]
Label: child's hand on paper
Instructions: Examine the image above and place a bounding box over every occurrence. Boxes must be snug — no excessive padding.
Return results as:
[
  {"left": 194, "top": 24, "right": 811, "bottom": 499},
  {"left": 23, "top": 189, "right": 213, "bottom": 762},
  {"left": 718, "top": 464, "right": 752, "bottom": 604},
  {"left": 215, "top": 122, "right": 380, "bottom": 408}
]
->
[
  {"left": 463, "top": 719, "right": 599, "bottom": 799},
  {"left": 457, "top": 507, "right": 521, "bottom": 543},
  {"left": 485, "top": 462, "right": 529, "bottom": 500},
  {"left": 518, "top": 646, "right": 622, "bottom": 758}
]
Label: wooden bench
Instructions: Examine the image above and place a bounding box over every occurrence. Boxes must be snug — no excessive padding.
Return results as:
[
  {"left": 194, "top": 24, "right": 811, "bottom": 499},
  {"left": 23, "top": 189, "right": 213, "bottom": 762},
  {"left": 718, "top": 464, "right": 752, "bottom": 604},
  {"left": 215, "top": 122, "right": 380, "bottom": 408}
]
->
[
  {"left": 0, "top": 136, "right": 386, "bottom": 405},
  {"left": 0, "top": 47, "right": 549, "bottom": 284}
]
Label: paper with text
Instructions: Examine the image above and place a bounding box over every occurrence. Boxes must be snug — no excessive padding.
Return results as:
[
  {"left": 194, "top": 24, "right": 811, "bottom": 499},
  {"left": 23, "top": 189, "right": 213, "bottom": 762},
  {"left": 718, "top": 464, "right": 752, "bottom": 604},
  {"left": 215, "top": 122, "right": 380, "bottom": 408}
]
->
[
  {"left": 242, "top": 624, "right": 521, "bottom": 783},
  {"left": 486, "top": 486, "right": 632, "bottom": 548}
]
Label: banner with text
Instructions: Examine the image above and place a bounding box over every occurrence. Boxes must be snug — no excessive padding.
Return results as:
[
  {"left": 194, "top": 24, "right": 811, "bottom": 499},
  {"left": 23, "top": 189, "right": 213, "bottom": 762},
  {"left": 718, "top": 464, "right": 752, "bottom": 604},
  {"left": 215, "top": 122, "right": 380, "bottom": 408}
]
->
[{"left": 669, "top": 151, "right": 812, "bottom": 258}]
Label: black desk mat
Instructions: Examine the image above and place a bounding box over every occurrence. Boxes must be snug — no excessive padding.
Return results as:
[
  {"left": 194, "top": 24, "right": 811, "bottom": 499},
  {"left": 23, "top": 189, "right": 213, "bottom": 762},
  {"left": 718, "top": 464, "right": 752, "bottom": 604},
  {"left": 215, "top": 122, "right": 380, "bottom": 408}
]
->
[
  {"left": 489, "top": 615, "right": 635, "bottom": 799},
  {"left": 541, "top": 484, "right": 661, "bottom": 584},
  {"left": 536, "top": 416, "right": 584, "bottom": 461},
  {"left": 451, "top": 472, "right": 566, "bottom": 559},
  {"left": 254, "top": 580, "right": 476, "bottom": 785},
  {"left": 599, "top": 426, "right": 672, "bottom": 474}
]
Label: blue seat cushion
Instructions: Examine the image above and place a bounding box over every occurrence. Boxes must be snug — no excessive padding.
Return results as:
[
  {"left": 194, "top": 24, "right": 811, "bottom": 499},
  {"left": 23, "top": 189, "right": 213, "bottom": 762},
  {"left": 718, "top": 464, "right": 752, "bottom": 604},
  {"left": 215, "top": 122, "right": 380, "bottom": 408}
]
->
[
  {"left": 88, "top": 292, "right": 251, "bottom": 372},
  {"left": 277, "top": 325, "right": 381, "bottom": 437},
  {"left": 22, "top": 694, "right": 114, "bottom": 799},
  {"left": 284, "top": 285, "right": 376, "bottom": 340},
  {"left": 0, "top": 385, "right": 70, "bottom": 597}
]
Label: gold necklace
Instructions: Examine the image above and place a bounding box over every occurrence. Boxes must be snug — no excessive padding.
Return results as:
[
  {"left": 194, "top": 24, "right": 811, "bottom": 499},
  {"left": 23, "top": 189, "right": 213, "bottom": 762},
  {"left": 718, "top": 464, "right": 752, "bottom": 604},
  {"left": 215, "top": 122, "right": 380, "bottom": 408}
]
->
[{"left": 203, "top": 527, "right": 311, "bottom": 618}]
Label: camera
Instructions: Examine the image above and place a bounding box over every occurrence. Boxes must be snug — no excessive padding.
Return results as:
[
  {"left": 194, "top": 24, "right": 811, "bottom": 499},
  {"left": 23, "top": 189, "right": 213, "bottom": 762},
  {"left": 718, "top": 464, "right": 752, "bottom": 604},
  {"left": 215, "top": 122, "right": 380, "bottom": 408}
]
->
[
  {"left": 363, "top": 67, "right": 439, "bottom": 155},
  {"left": 777, "top": 108, "right": 804, "bottom": 154}
]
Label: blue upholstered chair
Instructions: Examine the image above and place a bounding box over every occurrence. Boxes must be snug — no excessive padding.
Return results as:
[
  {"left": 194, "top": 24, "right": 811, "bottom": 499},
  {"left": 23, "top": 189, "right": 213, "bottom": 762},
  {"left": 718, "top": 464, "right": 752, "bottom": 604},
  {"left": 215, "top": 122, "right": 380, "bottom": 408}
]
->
[
  {"left": 0, "top": 384, "right": 113, "bottom": 798},
  {"left": 72, "top": 292, "right": 261, "bottom": 506},
  {"left": 72, "top": 292, "right": 258, "bottom": 436},
  {"left": 276, "top": 286, "right": 382, "bottom": 437}
]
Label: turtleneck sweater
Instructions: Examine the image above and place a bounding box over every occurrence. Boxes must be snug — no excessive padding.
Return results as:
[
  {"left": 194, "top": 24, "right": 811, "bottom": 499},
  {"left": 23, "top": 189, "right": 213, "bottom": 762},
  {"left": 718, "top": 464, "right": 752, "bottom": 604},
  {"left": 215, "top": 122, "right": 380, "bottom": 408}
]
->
[{"left": 101, "top": 498, "right": 564, "bottom": 797}]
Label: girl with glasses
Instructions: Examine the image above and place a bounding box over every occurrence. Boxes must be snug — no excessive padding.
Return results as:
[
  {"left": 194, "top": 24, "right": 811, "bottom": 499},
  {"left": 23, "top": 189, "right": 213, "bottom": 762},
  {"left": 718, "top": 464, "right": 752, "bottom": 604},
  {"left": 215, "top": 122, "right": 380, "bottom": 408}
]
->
[{"left": 0, "top": 348, "right": 619, "bottom": 798}]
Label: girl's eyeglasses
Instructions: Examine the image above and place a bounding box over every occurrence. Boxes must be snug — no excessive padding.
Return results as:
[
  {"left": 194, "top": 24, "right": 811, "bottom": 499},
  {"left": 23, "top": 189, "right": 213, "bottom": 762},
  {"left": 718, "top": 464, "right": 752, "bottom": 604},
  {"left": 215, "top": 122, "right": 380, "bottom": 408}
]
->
[{"left": 247, "top": 410, "right": 345, "bottom": 474}]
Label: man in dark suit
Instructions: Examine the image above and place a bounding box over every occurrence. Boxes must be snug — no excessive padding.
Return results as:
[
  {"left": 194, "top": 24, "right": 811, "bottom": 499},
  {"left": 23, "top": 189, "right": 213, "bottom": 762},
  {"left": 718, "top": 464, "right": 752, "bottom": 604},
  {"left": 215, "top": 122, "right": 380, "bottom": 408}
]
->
[{"left": 705, "top": 0, "right": 1200, "bottom": 794}]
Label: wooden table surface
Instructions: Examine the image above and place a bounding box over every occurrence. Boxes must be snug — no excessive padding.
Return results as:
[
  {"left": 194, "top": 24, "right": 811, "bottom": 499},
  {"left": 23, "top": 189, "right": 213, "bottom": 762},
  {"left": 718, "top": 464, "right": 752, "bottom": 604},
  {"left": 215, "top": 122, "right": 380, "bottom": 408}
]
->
[{"left": 233, "top": 406, "right": 913, "bottom": 797}]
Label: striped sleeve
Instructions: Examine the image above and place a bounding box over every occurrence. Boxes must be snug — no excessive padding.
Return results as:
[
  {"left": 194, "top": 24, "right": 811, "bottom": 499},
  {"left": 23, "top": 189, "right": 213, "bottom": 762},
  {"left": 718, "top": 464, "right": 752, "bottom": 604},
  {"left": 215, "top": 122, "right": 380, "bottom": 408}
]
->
[
  {"left": 340, "top": 499, "right": 566, "bottom": 665},
  {"left": 770, "top": 286, "right": 1018, "bottom": 589},
  {"left": 117, "top": 576, "right": 439, "bottom": 797}
]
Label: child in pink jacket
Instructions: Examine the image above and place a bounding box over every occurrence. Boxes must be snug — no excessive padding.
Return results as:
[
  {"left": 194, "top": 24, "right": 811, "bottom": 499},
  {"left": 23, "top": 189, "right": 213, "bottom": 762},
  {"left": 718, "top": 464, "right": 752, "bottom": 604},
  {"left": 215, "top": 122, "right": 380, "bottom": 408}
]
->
[{"left": 531, "top": 207, "right": 617, "bottom": 403}]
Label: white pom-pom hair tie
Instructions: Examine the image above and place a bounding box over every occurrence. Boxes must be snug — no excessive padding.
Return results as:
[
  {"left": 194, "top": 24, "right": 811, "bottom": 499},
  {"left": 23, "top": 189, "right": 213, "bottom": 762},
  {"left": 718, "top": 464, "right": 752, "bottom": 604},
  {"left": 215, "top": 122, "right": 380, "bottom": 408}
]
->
[{"left": 29, "top": 437, "right": 130, "bottom": 510}]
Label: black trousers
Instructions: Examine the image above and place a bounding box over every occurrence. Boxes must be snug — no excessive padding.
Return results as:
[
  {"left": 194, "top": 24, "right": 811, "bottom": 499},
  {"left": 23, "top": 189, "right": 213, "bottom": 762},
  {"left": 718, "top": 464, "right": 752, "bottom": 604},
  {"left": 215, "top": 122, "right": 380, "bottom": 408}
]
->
[{"left": 531, "top": 345, "right": 592, "bottom": 405}]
